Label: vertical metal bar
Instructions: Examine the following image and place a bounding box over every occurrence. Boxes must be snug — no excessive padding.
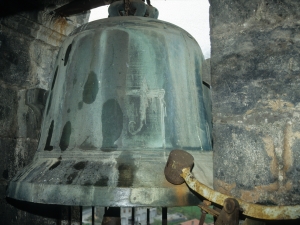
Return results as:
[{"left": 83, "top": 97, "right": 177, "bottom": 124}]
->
[
  {"left": 131, "top": 207, "right": 135, "bottom": 225},
  {"left": 68, "top": 206, "right": 72, "bottom": 225},
  {"left": 57, "top": 206, "right": 62, "bottom": 225},
  {"left": 147, "top": 208, "right": 150, "bottom": 225},
  {"left": 79, "top": 206, "right": 82, "bottom": 225},
  {"left": 199, "top": 211, "right": 207, "bottom": 225},
  {"left": 92, "top": 206, "right": 95, "bottom": 225},
  {"left": 162, "top": 207, "right": 167, "bottom": 225}
]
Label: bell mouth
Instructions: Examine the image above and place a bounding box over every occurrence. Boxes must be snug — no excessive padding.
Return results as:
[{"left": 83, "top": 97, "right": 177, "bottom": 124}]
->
[{"left": 7, "top": 149, "right": 212, "bottom": 207}]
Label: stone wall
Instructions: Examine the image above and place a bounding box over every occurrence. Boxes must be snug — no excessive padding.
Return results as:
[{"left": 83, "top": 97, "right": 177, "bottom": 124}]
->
[
  {"left": 0, "top": 6, "right": 89, "bottom": 224},
  {"left": 211, "top": 0, "right": 300, "bottom": 205}
]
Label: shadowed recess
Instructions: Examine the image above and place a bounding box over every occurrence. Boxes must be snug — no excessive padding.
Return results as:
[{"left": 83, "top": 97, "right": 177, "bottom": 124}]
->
[
  {"left": 64, "top": 44, "right": 72, "bottom": 66},
  {"left": 2, "top": 169, "right": 8, "bottom": 179},
  {"left": 83, "top": 71, "right": 99, "bottom": 104},
  {"left": 101, "top": 99, "right": 123, "bottom": 148},
  {"left": 44, "top": 120, "right": 54, "bottom": 151},
  {"left": 51, "top": 66, "right": 58, "bottom": 90},
  {"left": 60, "top": 121, "right": 71, "bottom": 151},
  {"left": 5, "top": 198, "right": 62, "bottom": 220}
]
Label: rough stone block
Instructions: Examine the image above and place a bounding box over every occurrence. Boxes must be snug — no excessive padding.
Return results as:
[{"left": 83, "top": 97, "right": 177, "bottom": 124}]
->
[
  {"left": 0, "top": 137, "right": 37, "bottom": 181},
  {"left": 211, "top": 0, "right": 300, "bottom": 205},
  {"left": 0, "top": 86, "right": 43, "bottom": 140},
  {"left": 0, "top": 23, "right": 59, "bottom": 89},
  {"left": 0, "top": 86, "right": 18, "bottom": 138}
]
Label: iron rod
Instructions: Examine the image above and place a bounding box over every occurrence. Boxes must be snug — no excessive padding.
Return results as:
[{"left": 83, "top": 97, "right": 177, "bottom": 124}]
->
[
  {"left": 92, "top": 207, "right": 95, "bottom": 225},
  {"left": 162, "top": 207, "right": 167, "bottom": 225}
]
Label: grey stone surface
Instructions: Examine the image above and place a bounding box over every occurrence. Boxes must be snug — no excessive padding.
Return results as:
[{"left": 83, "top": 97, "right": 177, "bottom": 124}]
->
[
  {"left": 0, "top": 11, "right": 89, "bottom": 89},
  {"left": 0, "top": 86, "right": 18, "bottom": 138},
  {"left": 211, "top": 0, "right": 300, "bottom": 205},
  {"left": 0, "top": 3, "right": 89, "bottom": 224},
  {"left": 0, "top": 138, "right": 55, "bottom": 225}
]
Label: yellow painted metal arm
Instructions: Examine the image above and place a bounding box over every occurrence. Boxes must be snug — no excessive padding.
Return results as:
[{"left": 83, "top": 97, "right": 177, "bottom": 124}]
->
[{"left": 181, "top": 168, "right": 300, "bottom": 220}]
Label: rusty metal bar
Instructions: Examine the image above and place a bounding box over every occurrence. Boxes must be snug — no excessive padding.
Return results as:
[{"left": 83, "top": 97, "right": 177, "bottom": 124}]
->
[
  {"left": 181, "top": 168, "right": 300, "bottom": 220},
  {"left": 199, "top": 210, "right": 207, "bottom": 225},
  {"left": 199, "top": 200, "right": 211, "bottom": 225}
]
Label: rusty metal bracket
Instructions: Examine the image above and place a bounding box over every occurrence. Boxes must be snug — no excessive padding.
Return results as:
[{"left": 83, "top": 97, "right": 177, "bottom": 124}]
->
[
  {"left": 181, "top": 167, "right": 300, "bottom": 220},
  {"left": 199, "top": 200, "right": 216, "bottom": 225},
  {"left": 198, "top": 199, "right": 239, "bottom": 225},
  {"left": 215, "top": 198, "right": 240, "bottom": 225},
  {"left": 199, "top": 200, "right": 220, "bottom": 218}
]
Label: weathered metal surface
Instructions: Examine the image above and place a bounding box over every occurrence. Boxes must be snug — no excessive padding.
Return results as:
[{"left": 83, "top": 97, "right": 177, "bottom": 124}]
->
[
  {"left": 199, "top": 200, "right": 212, "bottom": 225},
  {"left": 7, "top": 16, "right": 213, "bottom": 207},
  {"left": 215, "top": 198, "right": 239, "bottom": 225},
  {"left": 199, "top": 200, "right": 219, "bottom": 218},
  {"left": 242, "top": 218, "right": 266, "bottom": 225},
  {"left": 164, "top": 149, "right": 194, "bottom": 185},
  {"left": 182, "top": 168, "right": 300, "bottom": 220}
]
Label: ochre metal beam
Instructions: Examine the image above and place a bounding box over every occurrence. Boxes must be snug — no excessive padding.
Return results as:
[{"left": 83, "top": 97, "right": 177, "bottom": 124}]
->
[{"left": 181, "top": 168, "right": 300, "bottom": 220}]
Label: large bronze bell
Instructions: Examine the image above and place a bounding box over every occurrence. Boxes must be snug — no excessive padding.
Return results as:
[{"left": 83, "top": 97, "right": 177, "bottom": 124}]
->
[{"left": 7, "top": 16, "right": 212, "bottom": 207}]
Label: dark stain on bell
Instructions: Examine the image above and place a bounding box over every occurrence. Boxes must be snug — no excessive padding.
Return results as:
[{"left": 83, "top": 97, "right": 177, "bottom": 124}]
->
[
  {"left": 101, "top": 99, "right": 123, "bottom": 148},
  {"left": 83, "top": 71, "right": 99, "bottom": 104},
  {"left": 46, "top": 92, "right": 53, "bottom": 115},
  {"left": 94, "top": 176, "right": 109, "bottom": 186},
  {"left": 44, "top": 120, "right": 54, "bottom": 151},
  {"left": 73, "top": 161, "right": 87, "bottom": 170},
  {"left": 51, "top": 66, "right": 58, "bottom": 90},
  {"left": 78, "top": 101, "right": 83, "bottom": 110},
  {"left": 64, "top": 44, "right": 72, "bottom": 66},
  {"left": 60, "top": 121, "right": 71, "bottom": 151},
  {"left": 49, "top": 161, "right": 61, "bottom": 170},
  {"left": 67, "top": 108, "right": 71, "bottom": 113},
  {"left": 117, "top": 163, "right": 134, "bottom": 187},
  {"left": 66, "top": 171, "right": 78, "bottom": 184}
]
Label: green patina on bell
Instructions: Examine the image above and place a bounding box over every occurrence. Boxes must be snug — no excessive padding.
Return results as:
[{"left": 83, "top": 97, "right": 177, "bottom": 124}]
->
[{"left": 7, "top": 16, "right": 212, "bottom": 207}]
